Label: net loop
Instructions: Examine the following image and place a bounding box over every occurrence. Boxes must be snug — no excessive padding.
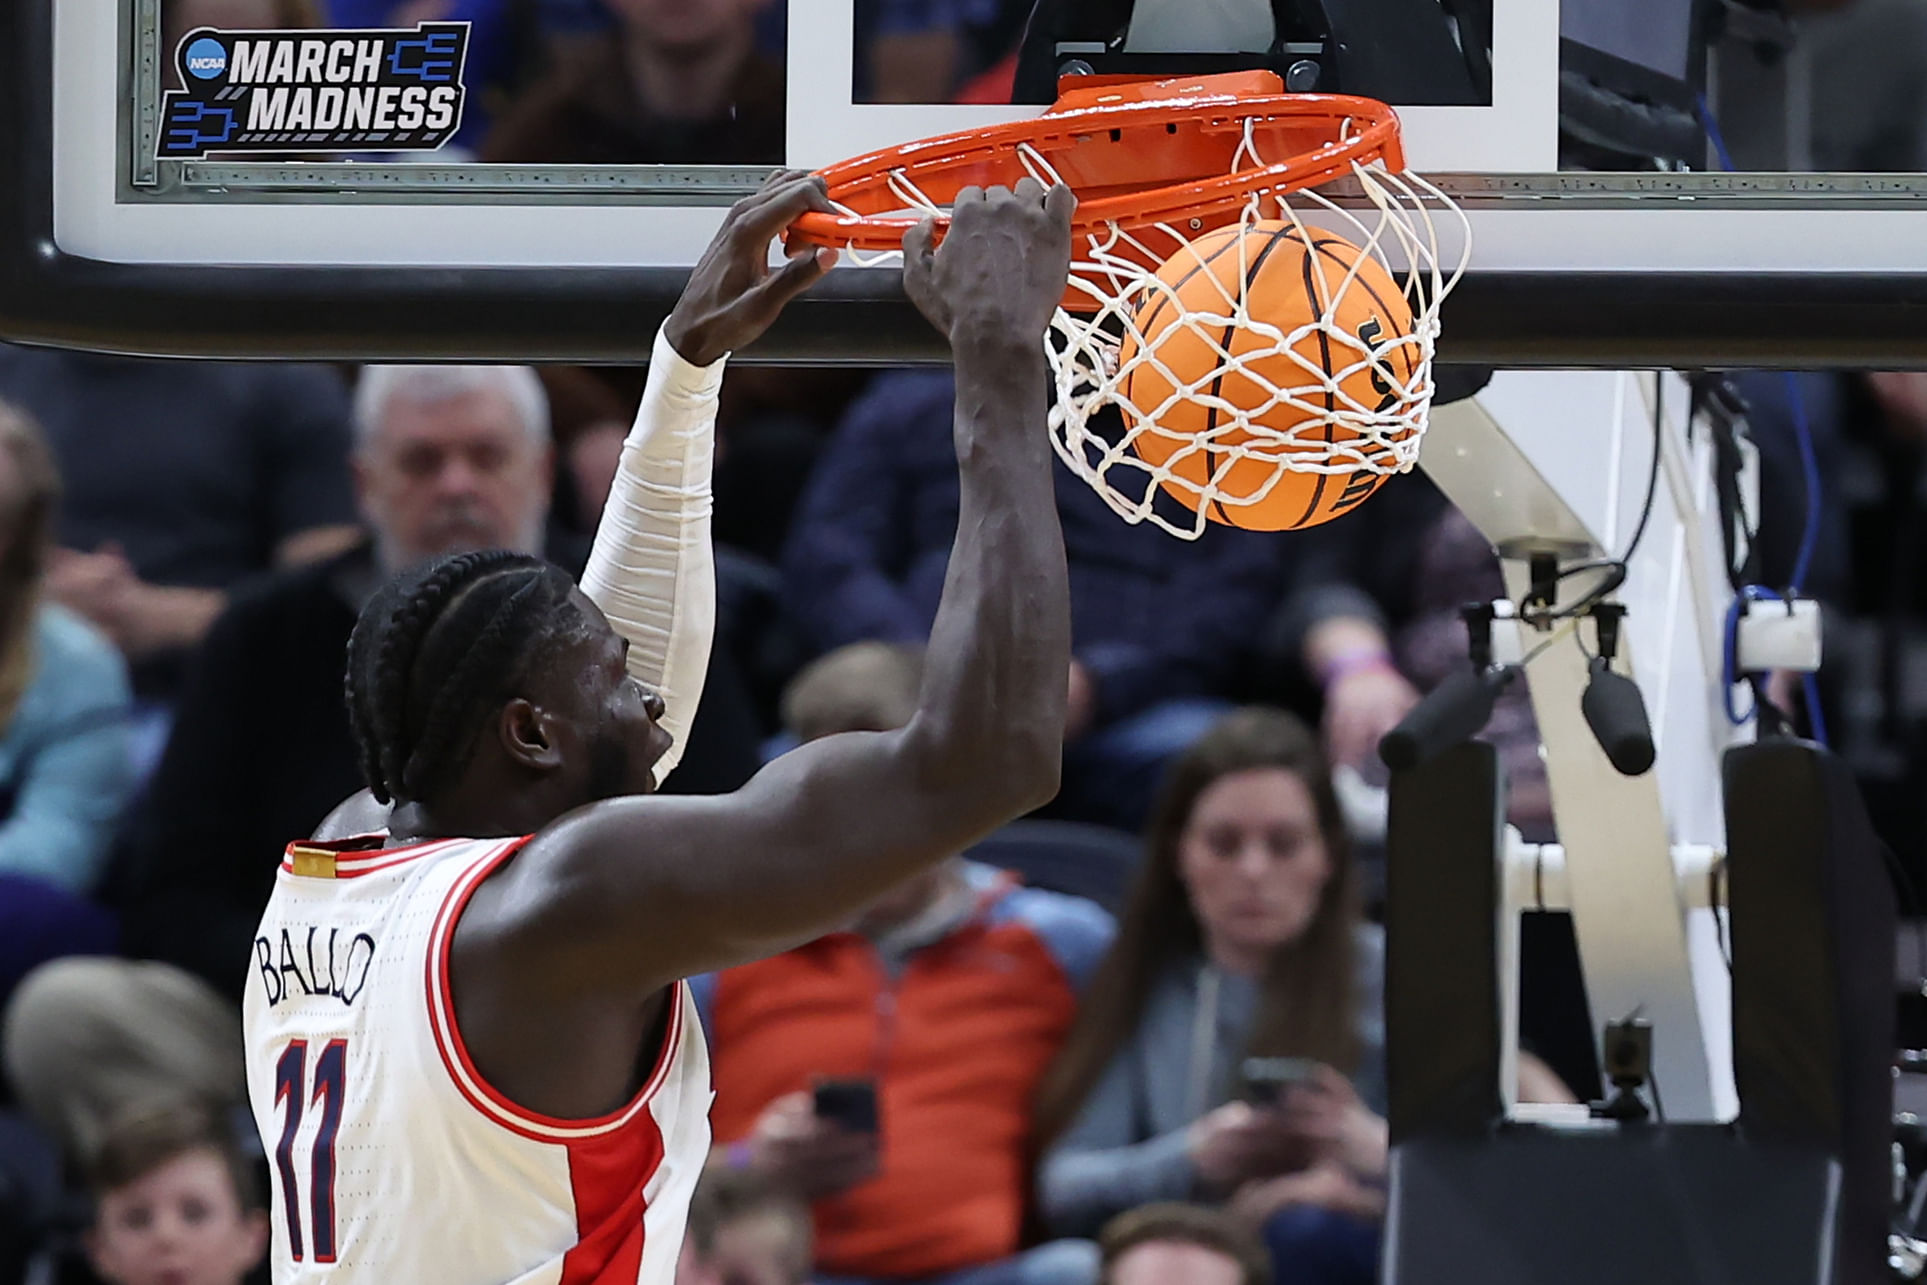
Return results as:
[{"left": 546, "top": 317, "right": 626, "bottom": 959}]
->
[
  {"left": 796, "top": 77, "right": 1470, "bottom": 538},
  {"left": 1049, "top": 164, "right": 1467, "bottom": 537}
]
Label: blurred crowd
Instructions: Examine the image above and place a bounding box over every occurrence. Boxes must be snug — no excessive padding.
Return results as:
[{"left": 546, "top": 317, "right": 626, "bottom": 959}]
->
[
  {"left": 4, "top": 0, "right": 1927, "bottom": 1284},
  {"left": 0, "top": 312, "right": 1524, "bottom": 1285}
]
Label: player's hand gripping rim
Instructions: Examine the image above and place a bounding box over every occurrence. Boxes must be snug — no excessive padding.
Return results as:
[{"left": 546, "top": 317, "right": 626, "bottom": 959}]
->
[
  {"left": 665, "top": 170, "right": 839, "bottom": 367},
  {"left": 901, "top": 178, "right": 1076, "bottom": 354}
]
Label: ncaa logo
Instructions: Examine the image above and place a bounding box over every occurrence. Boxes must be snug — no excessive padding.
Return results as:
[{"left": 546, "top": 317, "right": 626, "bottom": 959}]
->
[{"left": 184, "top": 36, "right": 228, "bottom": 80}]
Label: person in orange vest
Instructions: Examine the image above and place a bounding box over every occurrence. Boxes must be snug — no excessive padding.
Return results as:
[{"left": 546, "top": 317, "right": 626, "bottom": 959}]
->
[{"left": 695, "top": 642, "right": 1116, "bottom": 1285}]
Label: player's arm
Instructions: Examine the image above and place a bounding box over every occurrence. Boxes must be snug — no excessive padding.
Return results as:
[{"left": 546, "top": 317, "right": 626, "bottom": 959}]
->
[
  {"left": 308, "top": 174, "right": 834, "bottom": 836},
  {"left": 578, "top": 172, "right": 837, "bottom": 783},
  {"left": 503, "top": 182, "right": 1077, "bottom": 985}
]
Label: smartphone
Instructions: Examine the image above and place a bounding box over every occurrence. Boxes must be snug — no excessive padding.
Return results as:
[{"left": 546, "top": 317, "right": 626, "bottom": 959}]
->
[
  {"left": 1241, "top": 1056, "right": 1318, "bottom": 1105},
  {"left": 812, "top": 1077, "right": 879, "bottom": 1134}
]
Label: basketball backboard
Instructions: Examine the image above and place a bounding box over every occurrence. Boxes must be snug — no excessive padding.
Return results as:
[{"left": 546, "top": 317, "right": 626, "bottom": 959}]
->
[{"left": 2, "top": 0, "right": 1926, "bottom": 365}]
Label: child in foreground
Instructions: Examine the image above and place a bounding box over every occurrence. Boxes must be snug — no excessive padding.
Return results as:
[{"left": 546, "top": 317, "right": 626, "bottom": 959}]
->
[{"left": 87, "top": 1100, "right": 268, "bottom": 1285}]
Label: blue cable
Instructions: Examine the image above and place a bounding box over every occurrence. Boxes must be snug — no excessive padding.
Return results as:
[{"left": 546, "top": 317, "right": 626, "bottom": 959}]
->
[
  {"left": 1698, "top": 94, "right": 1829, "bottom": 745},
  {"left": 1695, "top": 94, "right": 1738, "bottom": 173},
  {"left": 1804, "top": 672, "right": 1831, "bottom": 746},
  {"left": 1721, "top": 587, "right": 1779, "bottom": 725},
  {"left": 1781, "top": 372, "right": 1825, "bottom": 599},
  {"left": 1785, "top": 370, "right": 1832, "bottom": 747}
]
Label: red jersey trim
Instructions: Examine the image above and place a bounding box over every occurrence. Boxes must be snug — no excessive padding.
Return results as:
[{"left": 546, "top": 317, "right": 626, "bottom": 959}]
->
[
  {"left": 425, "top": 837, "right": 686, "bottom": 1142},
  {"left": 279, "top": 835, "right": 467, "bottom": 878}
]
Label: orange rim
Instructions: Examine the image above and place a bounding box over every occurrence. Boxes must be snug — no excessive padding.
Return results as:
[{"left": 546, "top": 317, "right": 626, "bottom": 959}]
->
[{"left": 787, "top": 73, "right": 1405, "bottom": 257}]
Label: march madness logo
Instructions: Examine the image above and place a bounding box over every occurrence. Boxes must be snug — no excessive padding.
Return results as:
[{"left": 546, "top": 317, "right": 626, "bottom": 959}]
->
[{"left": 159, "top": 23, "right": 470, "bottom": 159}]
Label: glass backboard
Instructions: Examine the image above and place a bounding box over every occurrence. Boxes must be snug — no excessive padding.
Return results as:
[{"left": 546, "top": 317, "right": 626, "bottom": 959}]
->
[{"left": 2, "top": 0, "right": 1925, "bottom": 366}]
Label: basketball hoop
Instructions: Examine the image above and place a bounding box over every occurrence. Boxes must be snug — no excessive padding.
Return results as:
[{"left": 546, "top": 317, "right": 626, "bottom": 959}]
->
[{"left": 790, "top": 72, "right": 1471, "bottom": 537}]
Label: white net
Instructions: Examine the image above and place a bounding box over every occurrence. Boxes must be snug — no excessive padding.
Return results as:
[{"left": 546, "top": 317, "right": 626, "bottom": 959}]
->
[{"left": 831, "top": 121, "right": 1471, "bottom": 539}]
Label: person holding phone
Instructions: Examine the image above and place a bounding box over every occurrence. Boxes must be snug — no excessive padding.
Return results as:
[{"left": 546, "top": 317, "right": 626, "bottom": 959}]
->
[
  {"left": 1031, "top": 709, "right": 1390, "bottom": 1285},
  {"left": 694, "top": 643, "right": 1115, "bottom": 1285},
  {"left": 1031, "top": 709, "right": 1572, "bottom": 1285}
]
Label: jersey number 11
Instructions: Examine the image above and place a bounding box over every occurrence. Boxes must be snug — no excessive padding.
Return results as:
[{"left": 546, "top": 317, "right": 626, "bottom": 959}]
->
[{"left": 273, "top": 1038, "right": 348, "bottom": 1262}]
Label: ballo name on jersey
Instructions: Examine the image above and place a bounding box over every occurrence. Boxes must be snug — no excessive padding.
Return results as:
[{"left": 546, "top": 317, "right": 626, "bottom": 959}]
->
[
  {"left": 232, "top": 41, "right": 459, "bottom": 135},
  {"left": 255, "top": 926, "right": 377, "bottom": 1008}
]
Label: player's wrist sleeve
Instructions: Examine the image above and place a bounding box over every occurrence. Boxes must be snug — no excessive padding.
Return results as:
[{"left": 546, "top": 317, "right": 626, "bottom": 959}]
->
[{"left": 578, "top": 327, "right": 724, "bottom": 784}]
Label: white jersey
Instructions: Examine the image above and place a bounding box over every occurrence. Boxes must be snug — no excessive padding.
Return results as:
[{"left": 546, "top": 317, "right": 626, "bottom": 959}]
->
[{"left": 243, "top": 835, "right": 711, "bottom": 1285}]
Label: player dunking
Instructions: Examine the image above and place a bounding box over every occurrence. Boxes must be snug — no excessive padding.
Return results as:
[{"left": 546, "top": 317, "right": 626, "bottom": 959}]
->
[{"left": 242, "top": 173, "right": 1077, "bottom": 1284}]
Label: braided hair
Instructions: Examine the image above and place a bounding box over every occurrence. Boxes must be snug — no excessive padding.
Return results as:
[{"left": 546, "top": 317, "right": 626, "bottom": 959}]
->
[{"left": 344, "top": 550, "right": 588, "bottom": 806}]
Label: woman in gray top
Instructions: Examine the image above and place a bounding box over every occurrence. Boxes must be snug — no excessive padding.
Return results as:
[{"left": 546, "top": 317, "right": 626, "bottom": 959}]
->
[{"left": 1032, "top": 708, "right": 1386, "bottom": 1285}]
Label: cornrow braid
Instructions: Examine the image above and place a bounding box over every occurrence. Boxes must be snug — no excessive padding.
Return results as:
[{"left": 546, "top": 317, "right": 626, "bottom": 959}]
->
[
  {"left": 344, "top": 550, "right": 583, "bottom": 807},
  {"left": 367, "top": 555, "right": 499, "bottom": 801},
  {"left": 398, "top": 572, "right": 568, "bottom": 802}
]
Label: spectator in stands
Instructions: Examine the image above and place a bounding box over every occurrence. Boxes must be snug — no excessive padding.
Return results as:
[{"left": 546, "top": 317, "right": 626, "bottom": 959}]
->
[
  {"left": 0, "top": 345, "right": 359, "bottom": 717},
  {"left": 0, "top": 402, "right": 135, "bottom": 1007},
  {"left": 779, "top": 641, "right": 927, "bottom": 743},
  {"left": 84, "top": 1101, "right": 267, "bottom": 1285},
  {"left": 677, "top": 1168, "right": 813, "bottom": 1285},
  {"left": 4, "top": 955, "right": 243, "bottom": 1175},
  {"left": 107, "top": 364, "right": 570, "bottom": 1001},
  {"left": 482, "top": 0, "right": 783, "bottom": 167},
  {"left": 1282, "top": 471, "right": 1607, "bottom": 1092},
  {"left": 1278, "top": 468, "right": 1582, "bottom": 837},
  {"left": 785, "top": 370, "right": 1301, "bottom": 831},
  {"left": 1031, "top": 706, "right": 1575, "bottom": 1284},
  {"left": 1383, "top": 498, "right": 1553, "bottom": 841},
  {"left": 1097, "top": 1205, "right": 1269, "bottom": 1285},
  {"left": 855, "top": 0, "right": 1030, "bottom": 102},
  {"left": 321, "top": 0, "right": 520, "bottom": 154},
  {"left": 700, "top": 641, "right": 1114, "bottom": 1285},
  {"left": 1032, "top": 707, "right": 1387, "bottom": 1285},
  {"left": 6, "top": 363, "right": 760, "bottom": 1170},
  {"left": 1259, "top": 471, "right": 1438, "bottom": 780},
  {"left": 482, "top": 0, "right": 823, "bottom": 618},
  {"left": 163, "top": 0, "right": 318, "bottom": 78}
]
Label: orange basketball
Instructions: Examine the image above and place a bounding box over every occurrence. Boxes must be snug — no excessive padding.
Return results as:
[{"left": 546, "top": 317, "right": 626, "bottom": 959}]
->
[{"left": 1119, "top": 221, "right": 1421, "bottom": 531}]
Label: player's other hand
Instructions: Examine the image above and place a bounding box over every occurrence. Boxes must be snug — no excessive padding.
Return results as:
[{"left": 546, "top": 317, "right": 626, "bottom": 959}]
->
[
  {"left": 902, "top": 179, "right": 1074, "bottom": 355},
  {"left": 738, "top": 1091, "right": 879, "bottom": 1200},
  {"left": 665, "top": 171, "right": 838, "bottom": 367}
]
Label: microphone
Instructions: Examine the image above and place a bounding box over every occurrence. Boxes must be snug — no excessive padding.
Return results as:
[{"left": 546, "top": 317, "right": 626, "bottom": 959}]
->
[
  {"left": 1582, "top": 658, "right": 1656, "bottom": 776},
  {"left": 1378, "top": 665, "right": 1515, "bottom": 772}
]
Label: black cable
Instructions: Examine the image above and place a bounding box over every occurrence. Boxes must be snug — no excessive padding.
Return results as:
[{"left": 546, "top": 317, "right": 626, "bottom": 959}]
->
[
  {"left": 1540, "top": 376, "right": 1668, "bottom": 623},
  {"left": 1698, "top": 373, "right": 1756, "bottom": 593},
  {"left": 1621, "top": 373, "right": 1667, "bottom": 567}
]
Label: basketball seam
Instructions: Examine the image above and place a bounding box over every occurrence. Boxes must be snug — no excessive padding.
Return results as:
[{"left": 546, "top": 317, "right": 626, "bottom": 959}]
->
[
  {"left": 1295, "top": 246, "right": 1341, "bottom": 529},
  {"left": 1133, "top": 226, "right": 1254, "bottom": 354},
  {"left": 1311, "top": 239, "right": 1421, "bottom": 399},
  {"left": 1201, "top": 225, "right": 1302, "bottom": 526},
  {"left": 1129, "top": 224, "right": 1416, "bottom": 532},
  {"left": 1305, "top": 239, "right": 1418, "bottom": 511}
]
